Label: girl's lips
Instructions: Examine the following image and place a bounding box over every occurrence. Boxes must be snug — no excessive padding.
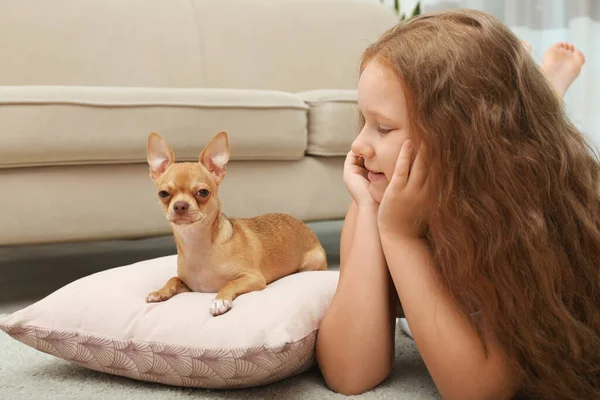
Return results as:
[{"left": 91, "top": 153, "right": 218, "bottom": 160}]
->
[{"left": 368, "top": 171, "right": 386, "bottom": 182}]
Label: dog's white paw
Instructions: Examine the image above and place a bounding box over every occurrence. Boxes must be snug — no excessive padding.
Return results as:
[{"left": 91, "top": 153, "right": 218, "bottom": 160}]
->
[
  {"left": 210, "top": 299, "right": 232, "bottom": 316},
  {"left": 146, "top": 292, "right": 167, "bottom": 303}
]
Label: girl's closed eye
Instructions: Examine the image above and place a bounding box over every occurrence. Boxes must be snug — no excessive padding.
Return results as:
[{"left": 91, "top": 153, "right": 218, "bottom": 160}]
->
[{"left": 378, "top": 126, "right": 393, "bottom": 134}]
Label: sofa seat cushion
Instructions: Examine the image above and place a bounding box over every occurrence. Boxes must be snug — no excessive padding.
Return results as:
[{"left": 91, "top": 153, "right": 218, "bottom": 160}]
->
[
  {"left": 0, "top": 156, "right": 350, "bottom": 245},
  {"left": 0, "top": 86, "right": 309, "bottom": 168},
  {"left": 298, "top": 90, "right": 359, "bottom": 156}
]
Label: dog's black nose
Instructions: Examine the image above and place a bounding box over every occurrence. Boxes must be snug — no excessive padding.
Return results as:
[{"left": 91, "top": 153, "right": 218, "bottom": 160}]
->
[{"left": 173, "top": 201, "right": 189, "bottom": 214}]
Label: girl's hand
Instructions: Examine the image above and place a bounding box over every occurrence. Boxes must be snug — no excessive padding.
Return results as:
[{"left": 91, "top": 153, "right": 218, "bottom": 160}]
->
[
  {"left": 343, "top": 150, "right": 377, "bottom": 207},
  {"left": 378, "top": 140, "right": 430, "bottom": 239}
]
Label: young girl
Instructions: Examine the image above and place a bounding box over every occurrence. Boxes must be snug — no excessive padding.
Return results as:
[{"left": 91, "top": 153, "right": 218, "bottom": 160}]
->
[{"left": 316, "top": 9, "right": 598, "bottom": 400}]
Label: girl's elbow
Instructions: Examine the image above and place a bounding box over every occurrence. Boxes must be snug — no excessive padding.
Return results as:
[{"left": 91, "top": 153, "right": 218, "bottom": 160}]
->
[
  {"left": 436, "top": 373, "right": 518, "bottom": 400},
  {"left": 315, "top": 317, "right": 395, "bottom": 395},
  {"left": 439, "top": 388, "right": 516, "bottom": 400},
  {"left": 320, "top": 361, "right": 393, "bottom": 396}
]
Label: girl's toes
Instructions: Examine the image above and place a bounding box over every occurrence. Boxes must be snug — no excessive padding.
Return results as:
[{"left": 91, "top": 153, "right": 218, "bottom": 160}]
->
[{"left": 574, "top": 49, "right": 586, "bottom": 65}]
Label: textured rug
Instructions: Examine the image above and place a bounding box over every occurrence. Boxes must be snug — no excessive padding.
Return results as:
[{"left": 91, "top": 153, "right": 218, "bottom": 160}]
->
[{"left": 0, "top": 314, "right": 439, "bottom": 399}]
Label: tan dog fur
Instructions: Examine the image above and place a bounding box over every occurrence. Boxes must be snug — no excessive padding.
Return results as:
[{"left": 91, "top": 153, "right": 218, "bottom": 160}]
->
[{"left": 145, "top": 131, "right": 327, "bottom": 316}]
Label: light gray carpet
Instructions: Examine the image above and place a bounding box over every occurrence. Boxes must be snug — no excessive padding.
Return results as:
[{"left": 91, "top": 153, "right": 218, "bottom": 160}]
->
[{"left": 0, "top": 314, "right": 438, "bottom": 399}]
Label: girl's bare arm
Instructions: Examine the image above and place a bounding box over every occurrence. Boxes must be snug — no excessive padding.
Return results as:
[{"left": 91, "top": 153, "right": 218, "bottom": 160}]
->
[
  {"left": 381, "top": 236, "right": 519, "bottom": 400},
  {"left": 316, "top": 201, "right": 397, "bottom": 395}
]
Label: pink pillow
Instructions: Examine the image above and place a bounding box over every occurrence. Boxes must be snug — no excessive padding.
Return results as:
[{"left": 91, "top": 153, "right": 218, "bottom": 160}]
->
[{"left": 0, "top": 255, "right": 338, "bottom": 388}]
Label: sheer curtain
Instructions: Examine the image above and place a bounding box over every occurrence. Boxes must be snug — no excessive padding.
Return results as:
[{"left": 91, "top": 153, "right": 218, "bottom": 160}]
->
[{"left": 377, "top": 0, "right": 599, "bottom": 150}]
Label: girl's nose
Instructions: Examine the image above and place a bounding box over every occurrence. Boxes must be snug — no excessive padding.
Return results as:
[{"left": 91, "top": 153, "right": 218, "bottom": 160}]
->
[{"left": 351, "top": 130, "right": 374, "bottom": 158}]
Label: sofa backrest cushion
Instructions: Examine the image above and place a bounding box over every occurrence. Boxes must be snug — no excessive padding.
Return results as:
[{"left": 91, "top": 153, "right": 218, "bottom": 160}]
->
[{"left": 0, "top": 0, "right": 398, "bottom": 92}]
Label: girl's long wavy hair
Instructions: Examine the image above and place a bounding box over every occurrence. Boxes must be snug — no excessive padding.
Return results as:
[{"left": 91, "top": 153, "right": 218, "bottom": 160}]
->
[{"left": 361, "top": 9, "right": 600, "bottom": 400}]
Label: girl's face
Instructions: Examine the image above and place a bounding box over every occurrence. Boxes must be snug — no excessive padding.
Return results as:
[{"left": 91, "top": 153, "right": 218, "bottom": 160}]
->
[{"left": 352, "top": 60, "right": 411, "bottom": 203}]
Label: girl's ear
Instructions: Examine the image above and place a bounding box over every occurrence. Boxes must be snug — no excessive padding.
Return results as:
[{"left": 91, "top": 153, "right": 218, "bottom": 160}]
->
[
  {"left": 147, "top": 132, "right": 174, "bottom": 183},
  {"left": 199, "top": 131, "right": 230, "bottom": 183}
]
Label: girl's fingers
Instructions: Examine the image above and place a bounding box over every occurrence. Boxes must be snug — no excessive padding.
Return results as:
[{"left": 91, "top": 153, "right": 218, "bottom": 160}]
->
[
  {"left": 357, "top": 155, "right": 365, "bottom": 169},
  {"left": 344, "top": 150, "right": 357, "bottom": 168},
  {"left": 344, "top": 151, "right": 368, "bottom": 178},
  {"left": 392, "top": 140, "right": 413, "bottom": 185},
  {"left": 408, "top": 144, "right": 428, "bottom": 187},
  {"left": 344, "top": 151, "right": 364, "bottom": 169}
]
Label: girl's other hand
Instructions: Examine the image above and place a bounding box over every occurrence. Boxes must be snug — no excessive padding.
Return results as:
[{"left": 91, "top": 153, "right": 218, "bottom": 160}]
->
[
  {"left": 378, "top": 140, "right": 430, "bottom": 239},
  {"left": 343, "top": 150, "right": 377, "bottom": 207}
]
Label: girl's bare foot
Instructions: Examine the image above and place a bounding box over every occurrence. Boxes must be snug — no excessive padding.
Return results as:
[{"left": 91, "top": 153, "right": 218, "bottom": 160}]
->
[{"left": 540, "top": 42, "right": 586, "bottom": 98}]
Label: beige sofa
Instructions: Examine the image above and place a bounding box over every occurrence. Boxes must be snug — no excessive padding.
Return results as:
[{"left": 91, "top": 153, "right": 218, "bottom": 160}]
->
[{"left": 0, "top": 0, "right": 398, "bottom": 246}]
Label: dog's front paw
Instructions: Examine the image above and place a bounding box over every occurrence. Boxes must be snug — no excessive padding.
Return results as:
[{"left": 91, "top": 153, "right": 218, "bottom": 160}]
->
[
  {"left": 146, "top": 291, "right": 171, "bottom": 303},
  {"left": 210, "top": 299, "right": 232, "bottom": 316}
]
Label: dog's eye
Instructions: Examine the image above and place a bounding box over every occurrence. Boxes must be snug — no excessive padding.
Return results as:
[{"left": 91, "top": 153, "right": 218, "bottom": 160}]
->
[
  {"left": 158, "top": 190, "right": 170, "bottom": 198},
  {"left": 197, "top": 189, "right": 209, "bottom": 198}
]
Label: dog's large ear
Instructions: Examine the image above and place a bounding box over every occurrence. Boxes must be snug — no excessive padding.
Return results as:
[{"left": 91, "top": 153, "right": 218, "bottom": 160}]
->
[
  {"left": 199, "top": 131, "right": 230, "bottom": 183},
  {"left": 147, "top": 132, "right": 175, "bottom": 183}
]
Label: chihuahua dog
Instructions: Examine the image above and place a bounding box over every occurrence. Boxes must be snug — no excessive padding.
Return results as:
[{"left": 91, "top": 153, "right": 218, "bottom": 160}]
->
[{"left": 145, "top": 131, "right": 327, "bottom": 316}]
